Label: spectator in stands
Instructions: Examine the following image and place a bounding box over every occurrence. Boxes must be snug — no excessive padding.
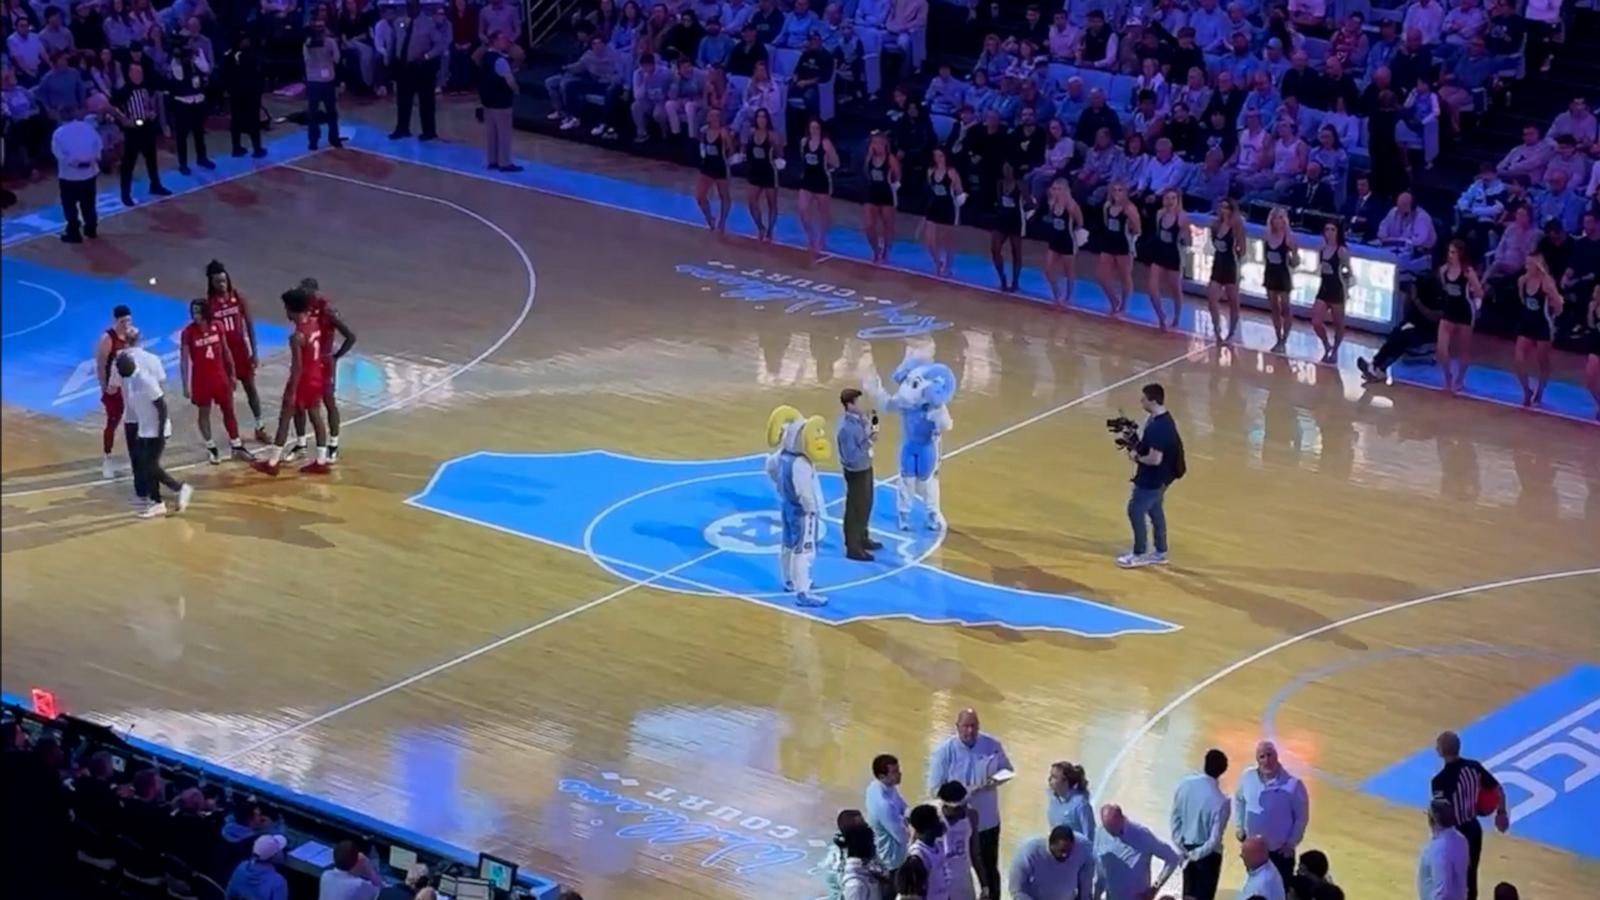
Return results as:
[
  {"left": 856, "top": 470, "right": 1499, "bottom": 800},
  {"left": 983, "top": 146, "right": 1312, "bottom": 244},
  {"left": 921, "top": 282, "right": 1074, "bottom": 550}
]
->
[
  {"left": 1077, "top": 10, "right": 1117, "bottom": 71},
  {"left": 627, "top": 52, "right": 668, "bottom": 141},
  {"left": 1404, "top": 0, "right": 1446, "bottom": 46},
  {"left": 662, "top": 9, "right": 705, "bottom": 60},
  {"left": 609, "top": 4, "right": 642, "bottom": 57},
  {"left": 696, "top": 17, "right": 732, "bottom": 68},
  {"left": 36, "top": 50, "right": 87, "bottom": 121},
  {"left": 1185, "top": 148, "right": 1231, "bottom": 208},
  {"left": 1259, "top": 37, "right": 1291, "bottom": 85},
  {"left": 547, "top": 33, "right": 623, "bottom": 132},
  {"left": 1026, "top": 116, "right": 1074, "bottom": 199},
  {"left": 1489, "top": 203, "right": 1540, "bottom": 275},
  {"left": 924, "top": 61, "right": 965, "bottom": 117},
  {"left": 1550, "top": 96, "right": 1597, "bottom": 151},
  {"left": 732, "top": 58, "right": 779, "bottom": 137},
  {"left": 1283, "top": 160, "right": 1335, "bottom": 213},
  {"left": 7, "top": 15, "right": 47, "bottom": 85},
  {"left": 727, "top": 21, "right": 765, "bottom": 76},
  {"left": 1319, "top": 92, "right": 1358, "bottom": 154},
  {"left": 1438, "top": 38, "right": 1500, "bottom": 134},
  {"left": 1366, "top": 20, "right": 1401, "bottom": 83},
  {"left": 1402, "top": 76, "right": 1441, "bottom": 167},
  {"left": 1242, "top": 119, "right": 1306, "bottom": 200},
  {"left": 320, "top": 839, "right": 383, "bottom": 900},
  {"left": 1206, "top": 69, "right": 1244, "bottom": 125},
  {"left": 1369, "top": 89, "right": 1410, "bottom": 196},
  {"left": 662, "top": 55, "right": 703, "bottom": 135},
  {"left": 1563, "top": 211, "right": 1600, "bottom": 316},
  {"left": 1114, "top": 133, "right": 1150, "bottom": 198},
  {"left": 119, "top": 766, "right": 169, "bottom": 837},
  {"left": 1543, "top": 135, "right": 1590, "bottom": 190},
  {"left": 479, "top": 0, "right": 518, "bottom": 46},
  {"left": 69, "top": 751, "right": 122, "bottom": 833},
  {"left": 1378, "top": 191, "right": 1438, "bottom": 277},
  {"left": 1279, "top": 50, "right": 1316, "bottom": 105},
  {"left": 1389, "top": 29, "right": 1434, "bottom": 102},
  {"left": 1328, "top": 11, "right": 1368, "bottom": 69},
  {"left": 1497, "top": 124, "right": 1552, "bottom": 182},
  {"left": 1137, "top": 136, "right": 1187, "bottom": 208},
  {"left": 1053, "top": 76, "right": 1086, "bottom": 134},
  {"left": 1130, "top": 89, "right": 1164, "bottom": 142},
  {"left": 1345, "top": 174, "right": 1385, "bottom": 243},
  {"left": 1076, "top": 86, "right": 1121, "bottom": 143},
  {"left": 791, "top": 30, "right": 834, "bottom": 119},
  {"left": 1535, "top": 169, "right": 1586, "bottom": 234},
  {"left": 1165, "top": 103, "right": 1201, "bottom": 160},
  {"left": 883, "top": 0, "right": 926, "bottom": 75},
  {"left": 228, "top": 834, "right": 289, "bottom": 900},
  {"left": 1458, "top": 161, "right": 1508, "bottom": 250},
  {"left": 1, "top": 68, "right": 48, "bottom": 175},
  {"left": 1190, "top": 0, "right": 1227, "bottom": 54},
  {"left": 167, "top": 786, "right": 218, "bottom": 869},
  {"left": 1132, "top": 56, "right": 1168, "bottom": 115},
  {"left": 1523, "top": 0, "right": 1561, "bottom": 74},
  {"left": 1046, "top": 10, "right": 1076, "bottom": 61},
  {"left": 1237, "top": 71, "right": 1278, "bottom": 130}
]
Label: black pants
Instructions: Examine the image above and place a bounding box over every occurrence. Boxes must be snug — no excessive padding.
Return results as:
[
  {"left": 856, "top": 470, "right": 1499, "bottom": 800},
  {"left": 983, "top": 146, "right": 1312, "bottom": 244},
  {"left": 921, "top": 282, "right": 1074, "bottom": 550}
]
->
[
  {"left": 1458, "top": 818, "right": 1484, "bottom": 900},
  {"left": 230, "top": 95, "right": 262, "bottom": 153},
  {"left": 119, "top": 123, "right": 162, "bottom": 200},
  {"left": 1269, "top": 848, "right": 1295, "bottom": 885},
  {"left": 134, "top": 435, "right": 182, "bottom": 503},
  {"left": 306, "top": 80, "right": 340, "bottom": 147},
  {"left": 1181, "top": 849, "right": 1222, "bottom": 900},
  {"left": 125, "top": 423, "right": 146, "bottom": 499},
  {"left": 976, "top": 825, "right": 1001, "bottom": 898},
  {"left": 170, "top": 99, "right": 210, "bottom": 169},
  {"left": 58, "top": 176, "right": 97, "bottom": 238},
  {"left": 394, "top": 59, "right": 438, "bottom": 137},
  {"left": 1373, "top": 319, "right": 1439, "bottom": 372},
  {"left": 842, "top": 467, "right": 874, "bottom": 553}
]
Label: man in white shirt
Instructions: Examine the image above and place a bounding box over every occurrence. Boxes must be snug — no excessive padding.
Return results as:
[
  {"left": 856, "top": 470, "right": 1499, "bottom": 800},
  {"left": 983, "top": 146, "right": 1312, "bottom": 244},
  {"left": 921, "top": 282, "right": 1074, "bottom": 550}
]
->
[
  {"left": 927, "top": 708, "right": 1012, "bottom": 898},
  {"left": 51, "top": 103, "right": 103, "bottom": 243},
  {"left": 864, "top": 753, "right": 909, "bottom": 871},
  {"left": 1233, "top": 742, "right": 1308, "bottom": 884},
  {"left": 1237, "top": 836, "right": 1285, "bottom": 900},
  {"left": 114, "top": 351, "right": 192, "bottom": 518},
  {"left": 1170, "top": 749, "right": 1231, "bottom": 900},
  {"left": 1417, "top": 798, "right": 1469, "bottom": 900}
]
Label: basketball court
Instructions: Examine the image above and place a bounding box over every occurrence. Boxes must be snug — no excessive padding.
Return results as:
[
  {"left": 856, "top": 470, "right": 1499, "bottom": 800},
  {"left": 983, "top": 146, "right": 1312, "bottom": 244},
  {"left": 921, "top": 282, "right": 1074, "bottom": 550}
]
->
[{"left": 2, "top": 126, "right": 1597, "bottom": 899}]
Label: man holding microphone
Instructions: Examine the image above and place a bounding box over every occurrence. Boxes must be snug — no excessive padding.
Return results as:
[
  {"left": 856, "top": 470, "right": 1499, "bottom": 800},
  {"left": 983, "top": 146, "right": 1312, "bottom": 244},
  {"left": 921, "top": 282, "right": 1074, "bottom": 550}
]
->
[
  {"left": 1117, "top": 383, "right": 1184, "bottom": 569},
  {"left": 836, "top": 388, "right": 883, "bottom": 562}
]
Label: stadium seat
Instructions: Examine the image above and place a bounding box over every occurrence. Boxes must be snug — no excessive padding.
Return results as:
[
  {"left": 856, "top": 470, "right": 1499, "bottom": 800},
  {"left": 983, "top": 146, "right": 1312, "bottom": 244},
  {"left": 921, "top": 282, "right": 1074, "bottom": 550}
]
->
[{"left": 932, "top": 113, "right": 956, "bottom": 142}]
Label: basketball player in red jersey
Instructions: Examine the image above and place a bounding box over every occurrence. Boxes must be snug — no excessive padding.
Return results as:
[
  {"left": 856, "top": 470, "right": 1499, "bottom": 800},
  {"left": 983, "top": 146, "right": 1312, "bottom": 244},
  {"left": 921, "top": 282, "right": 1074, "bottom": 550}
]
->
[
  {"left": 251, "top": 290, "right": 331, "bottom": 476},
  {"left": 94, "top": 305, "right": 135, "bottom": 479},
  {"left": 298, "top": 277, "right": 356, "bottom": 461},
  {"left": 180, "top": 299, "right": 255, "bottom": 465},
  {"left": 204, "top": 260, "right": 269, "bottom": 442}
]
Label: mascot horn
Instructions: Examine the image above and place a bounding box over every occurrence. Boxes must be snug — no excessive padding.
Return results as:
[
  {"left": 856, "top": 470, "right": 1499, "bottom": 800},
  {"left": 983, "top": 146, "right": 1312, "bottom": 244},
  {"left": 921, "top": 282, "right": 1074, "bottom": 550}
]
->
[
  {"left": 863, "top": 346, "right": 958, "bottom": 531},
  {"left": 765, "top": 405, "right": 832, "bottom": 608}
]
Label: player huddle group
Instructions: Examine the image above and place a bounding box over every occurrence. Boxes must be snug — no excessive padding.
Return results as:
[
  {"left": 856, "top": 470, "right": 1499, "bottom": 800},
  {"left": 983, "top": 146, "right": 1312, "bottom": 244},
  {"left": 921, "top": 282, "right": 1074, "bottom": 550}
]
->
[{"left": 96, "top": 260, "right": 357, "bottom": 485}]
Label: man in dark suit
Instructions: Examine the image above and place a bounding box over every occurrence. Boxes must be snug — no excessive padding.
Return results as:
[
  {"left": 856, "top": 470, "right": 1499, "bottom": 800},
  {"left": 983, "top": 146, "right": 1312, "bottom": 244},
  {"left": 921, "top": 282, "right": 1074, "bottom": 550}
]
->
[
  {"left": 389, "top": 0, "right": 445, "bottom": 140},
  {"left": 1282, "top": 161, "right": 1336, "bottom": 215},
  {"left": 1343, "top": 174, "right": 1387, "bottom": 243}
]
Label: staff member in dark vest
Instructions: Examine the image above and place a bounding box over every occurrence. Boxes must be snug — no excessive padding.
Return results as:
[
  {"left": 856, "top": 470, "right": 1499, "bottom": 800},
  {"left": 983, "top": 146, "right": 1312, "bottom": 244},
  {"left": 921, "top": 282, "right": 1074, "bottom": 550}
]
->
[
  {"left": 478, "top": 30, "right": 520, "bottom": 172},
  {"left": 1433, "top": 731, "right": 1509, "bottom": 900},
  {"left": 389, "top": 0, "right": 444, "bottom": 141},
  {"left": 1117, "top": 382, "right": 1184, "bottom": 568},
  {"left": 167, "top": 41, "right": 215, "bottom": 175},
  {"left": 835, "top": 388, "right": 883, "bottom": 561},
  {"left": 110, "top": 62, "right": 170, "bottom": 207}
]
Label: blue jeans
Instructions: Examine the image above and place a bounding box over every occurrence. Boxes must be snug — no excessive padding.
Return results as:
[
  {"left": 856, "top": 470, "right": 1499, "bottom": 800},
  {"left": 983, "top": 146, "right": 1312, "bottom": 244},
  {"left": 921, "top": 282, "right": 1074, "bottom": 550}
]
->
[
  {"left": 1128, "top": 484, "right": 1168, "bottom": 555},
  {"left": 305, "top": 81, "right": 339, "bottom": 147}
]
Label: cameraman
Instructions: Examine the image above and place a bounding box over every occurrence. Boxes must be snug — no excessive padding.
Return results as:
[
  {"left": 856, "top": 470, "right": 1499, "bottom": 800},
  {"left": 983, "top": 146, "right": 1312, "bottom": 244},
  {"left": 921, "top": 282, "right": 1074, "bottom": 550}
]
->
[
  {"left": 167, "top": 38, "right": 215, "bottom": 175},
  {"left": 836, "top": 388, "right": 883, "bottom": 562},
  {"left": 1117, "top": 383, "right": 1183, "bottom": 569}
]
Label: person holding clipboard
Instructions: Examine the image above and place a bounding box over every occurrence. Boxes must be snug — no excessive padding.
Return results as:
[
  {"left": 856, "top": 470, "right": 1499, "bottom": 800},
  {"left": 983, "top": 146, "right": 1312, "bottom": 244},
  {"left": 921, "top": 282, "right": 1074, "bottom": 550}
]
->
[{"left": 926, "top": 709, "right": 1013, "bottom": 898}]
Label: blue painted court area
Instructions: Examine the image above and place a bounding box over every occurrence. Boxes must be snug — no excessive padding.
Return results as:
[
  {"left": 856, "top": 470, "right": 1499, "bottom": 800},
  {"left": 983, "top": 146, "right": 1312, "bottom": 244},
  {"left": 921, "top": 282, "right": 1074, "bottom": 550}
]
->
[
  {"left": 1362, "top": 664, "right": 1600, "bottom": 859},
  {"left": 408, "top": 450, "right": 1179, "bottom": 636},
  {"left": 0, "top": 258, "right": 288, "bottom": 420}
]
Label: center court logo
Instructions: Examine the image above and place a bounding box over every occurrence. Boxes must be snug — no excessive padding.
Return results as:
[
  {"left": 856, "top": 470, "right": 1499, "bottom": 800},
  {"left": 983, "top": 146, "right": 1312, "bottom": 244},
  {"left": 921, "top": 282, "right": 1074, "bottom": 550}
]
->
[
  {"left": 408, "top": 449, "right": 1179, "bottom": 636},
  {"left": 674, "top": 261, "right": 954, "bottom": 338}
]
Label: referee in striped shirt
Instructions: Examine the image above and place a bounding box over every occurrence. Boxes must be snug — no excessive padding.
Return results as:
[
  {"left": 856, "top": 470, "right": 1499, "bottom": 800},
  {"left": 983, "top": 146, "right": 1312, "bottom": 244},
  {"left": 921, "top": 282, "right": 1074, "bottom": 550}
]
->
[
  {"left": 110, "top": 62, "right": 170, "bottom": 207},
  {"left": 1432, "top": 731, "right": 1509, "bottom": 900}
]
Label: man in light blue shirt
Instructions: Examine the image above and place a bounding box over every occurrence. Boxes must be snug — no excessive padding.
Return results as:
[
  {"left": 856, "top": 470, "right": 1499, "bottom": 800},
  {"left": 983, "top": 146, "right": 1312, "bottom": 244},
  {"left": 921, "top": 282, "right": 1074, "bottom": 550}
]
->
[
  {"left": 1417, "top": 798, "right": 1469, "bottom": 900},
  {"left": 1170, "top": 748, "right": 1231, "bottom": 900},
  {"left": 1532, "top": 170, "right": 1586, "bottom": 234},
  {"left": 928, "top": 708, "right": 1012, "bottom": 898},
  {"left": 924, "top": 61, "right": 967, "bottom": 116},
  {"left": 1237, "top": 836, "right": 1286, "bottom": 900},
  {"left": 864, "top": 753, "right": 909, "bottom": 870},
  {"left": 776, "top": 0, "right": 820, "bottom": 48},
  {"left": 1094, "top": 805, "right": 1181, "bottom": 900},
  {"left": 51, "top": 103, "right": 104, "bottom": 243},
  {"left": 1008, "top": 827, "right": 1093, "bottom": 899},
  {"left": 697, "top": 18, "right": 735, "bottom": 68},
  {"left": 1189, "top": 0, "right": 1228, "bottom": 54},
  {"left": 1233, "top": 741, "right": 1309, "bottom": 883}
]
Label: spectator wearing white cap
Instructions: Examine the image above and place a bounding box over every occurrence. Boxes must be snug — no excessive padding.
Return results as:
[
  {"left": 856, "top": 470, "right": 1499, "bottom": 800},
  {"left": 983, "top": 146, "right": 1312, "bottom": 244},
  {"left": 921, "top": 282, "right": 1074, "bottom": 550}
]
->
[{"left": 226, "top": 834, "right": 289, "bottom": 900}]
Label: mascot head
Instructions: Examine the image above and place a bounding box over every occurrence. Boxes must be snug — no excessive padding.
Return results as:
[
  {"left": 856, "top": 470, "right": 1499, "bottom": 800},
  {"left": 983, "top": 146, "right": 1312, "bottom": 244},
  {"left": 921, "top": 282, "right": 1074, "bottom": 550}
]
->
[
  {"left": 888, "top": 347, "right": 958, "bottom": 409},
  {"left": 767, "top": 405, "right": 833, "bottom": 463}
]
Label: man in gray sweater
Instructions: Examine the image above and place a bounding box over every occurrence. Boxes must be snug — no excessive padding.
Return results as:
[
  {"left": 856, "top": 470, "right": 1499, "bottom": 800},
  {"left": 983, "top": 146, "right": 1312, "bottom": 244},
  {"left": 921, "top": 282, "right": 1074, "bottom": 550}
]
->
[{"left": 303, "top": 20, "right": 342, "bottom": 149}]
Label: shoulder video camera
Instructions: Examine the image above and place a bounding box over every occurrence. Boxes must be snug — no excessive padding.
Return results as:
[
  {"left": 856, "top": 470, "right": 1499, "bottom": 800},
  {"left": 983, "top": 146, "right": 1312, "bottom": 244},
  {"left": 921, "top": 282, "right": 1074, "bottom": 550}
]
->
[{"left": 1106, "top": 415, "right": 1140, "bottom": 451}]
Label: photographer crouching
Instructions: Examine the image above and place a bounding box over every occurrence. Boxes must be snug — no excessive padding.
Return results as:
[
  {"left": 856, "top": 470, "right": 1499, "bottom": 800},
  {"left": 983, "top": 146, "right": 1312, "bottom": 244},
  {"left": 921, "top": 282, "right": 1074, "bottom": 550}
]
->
[{"left": 1113, "top": 383, "right": 1185, "bottom": 569}]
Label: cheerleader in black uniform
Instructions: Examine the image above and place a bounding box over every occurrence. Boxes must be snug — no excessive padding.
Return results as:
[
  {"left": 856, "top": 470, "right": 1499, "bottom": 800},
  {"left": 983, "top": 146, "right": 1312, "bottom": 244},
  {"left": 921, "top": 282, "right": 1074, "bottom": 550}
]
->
[
  {"left": 989, "top": 163, "right": 1030, "bottom": 292},
  {"left": 1206, "top": 198, "right": 1246, "bottom": 343},
  {"left": 1034, "top": 176, "right": 1084, "bottom": 308},
  {"left": 1514, "top": 250, "right": 1563, "bottom": 407},
  {"left": 922, "top": 146, "right": 965, "bottom": 278},
  {"left": 1095, "top": 181, "right": 1141, "bottom": 318},
  {"left": 694, "top": 107, "right": 736, "bottom": 233},
  {"left": 743, "top": 108, "right": 783, "bottom": 243},
  {"left": 1585, "top": 284, "right": 1600, "bottom": 420},
  {"left": 862, "top": 132, "right": 901, "bottom": 264},
  {"left": 1311, "top": 220, "right": 1352, "bottom": 364},
  {"left": 1436, "top": 239, "right": 1484, "bottom": 394},
  {"left": 1262, "top": 206, "right": 1300, "bottom": 353},
  {"left": 1144, "top": 189, "right": 1190, "bottom": 331},
  {"left": 795, "top": 118, "right": 840, "bottom": 259}
]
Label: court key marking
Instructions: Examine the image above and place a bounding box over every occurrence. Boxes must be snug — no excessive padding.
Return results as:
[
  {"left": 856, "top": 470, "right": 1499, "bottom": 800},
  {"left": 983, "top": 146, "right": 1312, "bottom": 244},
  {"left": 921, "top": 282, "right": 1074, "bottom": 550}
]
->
[{"left": 0, "top": 280, "right": 69, "bottom": 340}]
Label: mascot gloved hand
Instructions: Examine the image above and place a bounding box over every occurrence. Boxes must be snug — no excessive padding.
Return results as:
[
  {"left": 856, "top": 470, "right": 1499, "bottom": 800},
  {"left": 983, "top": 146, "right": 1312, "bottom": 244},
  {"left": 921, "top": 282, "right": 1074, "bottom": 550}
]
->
[
  {"left": 764, "top": 406, "right": 832, "bottom": 608},
  {"left": 863, "top": 346, "right": 958, "bottom": 532}
]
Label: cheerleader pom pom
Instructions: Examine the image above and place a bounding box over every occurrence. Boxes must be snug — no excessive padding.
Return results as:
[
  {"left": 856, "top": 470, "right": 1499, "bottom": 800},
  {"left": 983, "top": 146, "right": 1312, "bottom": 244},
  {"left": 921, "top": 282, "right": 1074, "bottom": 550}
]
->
[
  {"left": 889, "top": 181, "right": 902, "bottom": 191},
  {"left": 1074, "top": 228, "right": 1091, "bottom": 248},
  {"left": 955, "top": 193, "right": 968, "bottom": 207},
  {"left": 774, "top": 158, "right": 788, "bottom": 171},
  {"left": 728, "top": 152, "right": 746, "bottom": 166}
]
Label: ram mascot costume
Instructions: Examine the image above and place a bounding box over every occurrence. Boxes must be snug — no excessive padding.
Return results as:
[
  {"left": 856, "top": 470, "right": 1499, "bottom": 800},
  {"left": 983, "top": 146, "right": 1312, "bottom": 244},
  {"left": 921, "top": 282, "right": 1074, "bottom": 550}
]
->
[
  {"left": 864, "top": 346, "right": 959, "bottom": 531},
  {"left": 765, "top": 405, "right": 832, "bottom": 608}
]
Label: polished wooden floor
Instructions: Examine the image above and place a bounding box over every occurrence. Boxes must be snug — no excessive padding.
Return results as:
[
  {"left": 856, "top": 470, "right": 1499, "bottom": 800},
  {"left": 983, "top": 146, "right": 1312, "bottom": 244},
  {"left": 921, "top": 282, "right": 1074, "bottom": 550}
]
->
[{"left": 3, "top": 109, "right": 1598, "bottom": 898}]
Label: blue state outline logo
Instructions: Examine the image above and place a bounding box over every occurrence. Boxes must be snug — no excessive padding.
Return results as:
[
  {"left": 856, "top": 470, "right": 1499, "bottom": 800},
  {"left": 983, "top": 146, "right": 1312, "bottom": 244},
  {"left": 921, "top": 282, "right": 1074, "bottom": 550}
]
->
[{"left": 407, "top": 450, "right": 1179, "bottom": 637}]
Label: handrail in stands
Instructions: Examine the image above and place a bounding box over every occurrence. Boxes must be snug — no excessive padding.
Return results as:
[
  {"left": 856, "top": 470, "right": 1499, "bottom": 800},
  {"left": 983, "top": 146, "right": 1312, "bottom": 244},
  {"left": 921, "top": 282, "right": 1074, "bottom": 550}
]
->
[{"left": 525, "top": 0, "right": 586, "bottom": 49}]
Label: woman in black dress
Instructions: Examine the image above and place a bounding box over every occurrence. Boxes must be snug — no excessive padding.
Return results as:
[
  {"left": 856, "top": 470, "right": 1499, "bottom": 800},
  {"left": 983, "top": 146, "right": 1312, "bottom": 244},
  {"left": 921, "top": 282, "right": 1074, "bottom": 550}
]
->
[
  {"left": 1311, "top": 220, "right": 1353, "bottom": 364},
  {"left": 694, "top": 106, "right": 736, "bottom": 233},
  {"left": 862, "top": 131, "right": 901, "bottom": 264},
  {"left": 1435, "top": 239, "right": 1484, "bottom": 394},
  {"left": 1514, "top": 250, "right": 1563, "bottom": 407},
  {"left": 922, "top": 146, "right": 965, "bottom": 278},
  {"left": 1144, "top": 188, "right": 1189, "bottom": 332},
  {"left": 1034, "top": 176, "right": 1084, "bottom": 308},
  {"left": 1095, "top": 181, "right": 1141, "bottom": 318},
  {"left": 1262, "top": 205, "right": 1300, "bottom": 353},
  {"left": 989, "top": 163, "right": 1030, "bottom": 292},
  {"left": 742, "top": 107, "right": 782, "bottom": 243},
  {"left": 1206, "top": 197, "right": 1246, "bottom": 343},
  {"left": 795, "top": 117, "right": 840, "bottom": 259}
]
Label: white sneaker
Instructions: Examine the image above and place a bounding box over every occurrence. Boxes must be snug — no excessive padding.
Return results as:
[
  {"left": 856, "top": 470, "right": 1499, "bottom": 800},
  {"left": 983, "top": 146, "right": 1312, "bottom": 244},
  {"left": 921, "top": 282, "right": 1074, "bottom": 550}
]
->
[
  {"left": 102, "top": 457, "right": 116, "bottom": 479},
  {"left": 176, "top": 484, "right": 193, "bottom": 513},
  {"left": 137, "top": 501, "right": 167, "bottom": 519},
  {"left": 590, "top": 123, "right": 606, "bottom": 136},
  {"left": 1116, "top": 552, "right": 1153, "bottom": 568},
  {"left": 927, "top": 514, "right": 945, "bottom": 532},
  {"left": 1145, "top": 552, "right": 1169, "bottom": 566},
  {"left": 795, "top": 592, "right": 828, "bottom": 607},
  {"left": 129, "top": 496, "right": 148, "bottom": 508},
  {"left": 898, "top": 513, "right": 911, "bottom": 532},
  {"left": 559, "top": 117, "right": 580, "bottom": 131},
  {"left": 546, "top": 110, "right": 562, "bottom": 120}
]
